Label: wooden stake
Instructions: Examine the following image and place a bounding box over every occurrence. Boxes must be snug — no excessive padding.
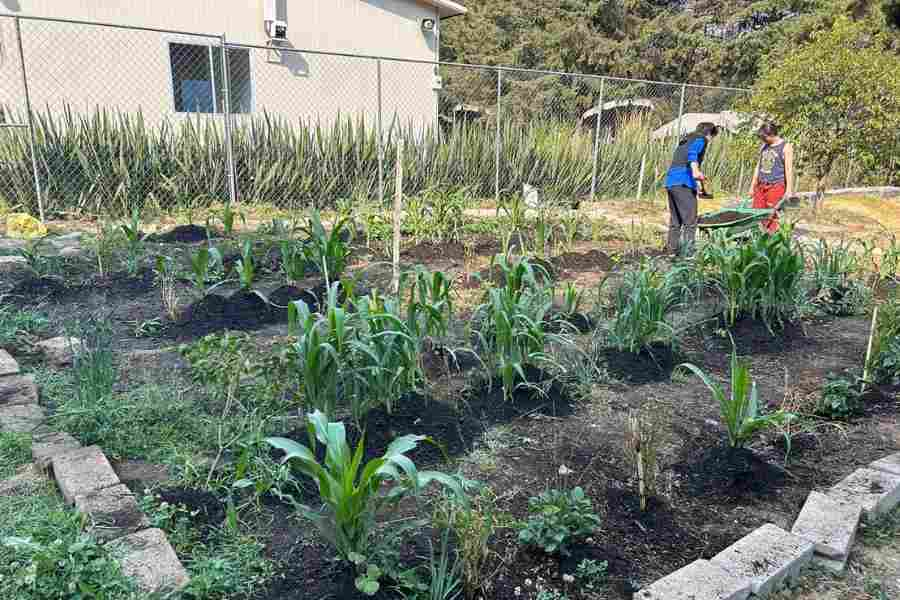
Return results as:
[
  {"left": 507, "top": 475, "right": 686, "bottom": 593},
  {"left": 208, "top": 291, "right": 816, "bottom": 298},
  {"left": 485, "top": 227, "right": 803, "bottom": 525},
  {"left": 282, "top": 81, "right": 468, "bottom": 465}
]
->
[
  {"left": 862, "top": 305, "right": 879, "bottom": 391},
  {"left": 392, "top": 138, "right": 404, "bottom": 294},
  {"left": 630, "top": 411, "right": 646, "bottom": 512},
  {"left": 636, "top": 153, "right": 646, "bottom": 203}
]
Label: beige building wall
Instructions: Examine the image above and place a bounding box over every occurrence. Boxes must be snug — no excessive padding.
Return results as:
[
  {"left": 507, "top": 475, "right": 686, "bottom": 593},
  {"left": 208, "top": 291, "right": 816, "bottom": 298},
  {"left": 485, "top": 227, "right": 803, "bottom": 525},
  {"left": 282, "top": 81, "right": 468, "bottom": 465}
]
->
[{"left": 0, "top": 1, "right": 445, "bottom": 130}]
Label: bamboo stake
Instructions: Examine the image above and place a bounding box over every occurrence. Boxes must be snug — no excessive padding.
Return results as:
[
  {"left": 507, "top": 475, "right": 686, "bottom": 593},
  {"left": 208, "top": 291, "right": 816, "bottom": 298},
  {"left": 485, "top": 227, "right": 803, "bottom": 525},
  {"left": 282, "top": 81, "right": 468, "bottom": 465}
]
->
[
  {"left": 636, "top": 153, "right": 646, "bottom": 203},
  {"left": 630, "top": 411, "right": 647, "bottom": 512},
  {"left": 862, "top": 305, "right": 879, "bottom": 392},
  {"left": 392, "top": 138, "right": 404, "bottom": 294}
]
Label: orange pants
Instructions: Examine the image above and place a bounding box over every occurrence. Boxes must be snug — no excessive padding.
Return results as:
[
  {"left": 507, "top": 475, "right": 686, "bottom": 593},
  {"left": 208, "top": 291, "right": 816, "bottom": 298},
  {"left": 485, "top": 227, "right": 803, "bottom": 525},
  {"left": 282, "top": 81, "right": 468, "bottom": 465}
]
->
[{"left": 752, "top": 182, "right": 785, "bottom": 233}]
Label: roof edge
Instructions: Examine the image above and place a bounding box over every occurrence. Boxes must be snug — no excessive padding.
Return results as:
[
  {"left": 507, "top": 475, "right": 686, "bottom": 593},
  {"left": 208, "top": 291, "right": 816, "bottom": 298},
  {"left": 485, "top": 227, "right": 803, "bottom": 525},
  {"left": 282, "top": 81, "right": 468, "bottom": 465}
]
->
[{"left": 420, "top": 0, "right": 467, "bottom": 19}]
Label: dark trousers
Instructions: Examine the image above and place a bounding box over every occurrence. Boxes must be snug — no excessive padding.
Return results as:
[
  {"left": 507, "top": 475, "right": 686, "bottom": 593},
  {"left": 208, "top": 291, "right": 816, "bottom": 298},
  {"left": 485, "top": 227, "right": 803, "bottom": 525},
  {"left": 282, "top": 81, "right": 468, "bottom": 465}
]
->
[{"left": 666, "top": 186, "right": 698, "bottom": 254}]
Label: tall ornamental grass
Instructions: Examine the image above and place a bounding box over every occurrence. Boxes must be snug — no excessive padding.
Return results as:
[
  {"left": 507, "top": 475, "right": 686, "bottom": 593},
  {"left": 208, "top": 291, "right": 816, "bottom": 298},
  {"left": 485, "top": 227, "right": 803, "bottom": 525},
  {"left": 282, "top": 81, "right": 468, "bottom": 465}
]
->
[{"left": 0, "top": 107, "right": 751, "bottom": 217}]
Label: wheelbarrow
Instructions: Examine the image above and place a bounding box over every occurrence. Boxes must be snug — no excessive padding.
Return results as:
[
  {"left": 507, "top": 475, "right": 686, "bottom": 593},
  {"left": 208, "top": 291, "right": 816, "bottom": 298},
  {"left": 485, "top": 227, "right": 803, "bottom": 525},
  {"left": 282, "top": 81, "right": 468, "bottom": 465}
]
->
[{"left": 697, "top": 196, "right": 791, "bottom": 238}]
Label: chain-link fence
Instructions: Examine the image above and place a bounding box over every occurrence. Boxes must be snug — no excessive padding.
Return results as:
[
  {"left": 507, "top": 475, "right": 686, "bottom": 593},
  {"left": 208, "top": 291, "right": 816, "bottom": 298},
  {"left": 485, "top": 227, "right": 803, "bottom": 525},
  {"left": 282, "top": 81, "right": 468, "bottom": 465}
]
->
[{"left": 1, "top": 14, "right": 893, "bottom": 219}]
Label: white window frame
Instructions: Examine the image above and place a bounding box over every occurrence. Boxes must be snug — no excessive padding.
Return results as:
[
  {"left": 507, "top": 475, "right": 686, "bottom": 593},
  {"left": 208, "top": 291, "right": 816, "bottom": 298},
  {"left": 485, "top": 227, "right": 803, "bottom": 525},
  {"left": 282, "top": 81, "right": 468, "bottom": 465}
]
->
[{"left": 163, "top": 36, "right": 255, "bottom": 115}]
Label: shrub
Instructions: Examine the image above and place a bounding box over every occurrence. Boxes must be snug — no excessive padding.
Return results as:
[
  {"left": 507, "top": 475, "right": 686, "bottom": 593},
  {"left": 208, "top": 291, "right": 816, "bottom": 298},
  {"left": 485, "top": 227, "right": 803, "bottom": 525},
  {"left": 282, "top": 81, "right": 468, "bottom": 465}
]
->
[
  {"left": 677, "top": 349, "right": 795, "bottom": 448},
  {"left": 265, "top": 411, "right": 465, "bottom": 566},
  {"left": 700, "top": 227, "right": 804, "bottom": 330},
  {"left": 517, "top": 487, "right": 601, "bottom": 556},
  {"left": 816, "top": 372, "right": 863, "bottom": 419}
]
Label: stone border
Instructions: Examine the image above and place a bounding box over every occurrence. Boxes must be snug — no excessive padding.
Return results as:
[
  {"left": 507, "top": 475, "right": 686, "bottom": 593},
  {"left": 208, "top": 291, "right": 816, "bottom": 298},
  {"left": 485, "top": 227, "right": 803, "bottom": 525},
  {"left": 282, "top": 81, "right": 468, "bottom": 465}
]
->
[
  {"left": 638, "top": 450, "right": 900, "bottom": 599},
  {"left": 0, "top": 351, "right": 190, "bottom": 594}
]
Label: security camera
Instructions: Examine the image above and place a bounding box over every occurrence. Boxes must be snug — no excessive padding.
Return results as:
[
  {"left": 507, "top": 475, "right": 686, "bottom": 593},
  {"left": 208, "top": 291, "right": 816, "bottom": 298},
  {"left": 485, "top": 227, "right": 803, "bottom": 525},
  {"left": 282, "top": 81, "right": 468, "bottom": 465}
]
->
[
  {"left": 266, "top": 19, "right": 288, "bottom": 39},
  {"left": 422, "top": 19, "right": 436, "bottom": 32}
]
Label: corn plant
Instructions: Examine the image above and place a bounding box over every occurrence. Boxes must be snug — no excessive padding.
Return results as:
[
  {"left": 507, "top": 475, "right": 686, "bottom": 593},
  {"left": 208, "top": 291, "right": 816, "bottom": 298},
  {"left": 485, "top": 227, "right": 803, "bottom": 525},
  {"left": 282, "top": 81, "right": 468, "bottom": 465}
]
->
[
  {"left": 302, "top": 209, "right": 353, "bottom": 284},
  {"left": 235, "top": 240, "right": 256, "bottom": 290},
  {"left": 288, "top": 284, "right": 356, "bottom": 419},
  {"left": 214, "top": 204, "right": 246, "bottom": 236},
  {"left": 120, "top": 207, "right": 143, "bottom": 276},
  {"left": 700, "top": 227, "right": 804, "bottom": 330},
  {"left": 188, "top": 245, "right": 222, "bottom": 296},
  {"left": 401, "top": 267, "right": 454, "bottom": 339},
  {"left": 677, "top": 350, "right": 795, "bottom": 448},
  {"left": 264, "top": 410, "right": 465, "bottom": 564},
  {"left": 807, "top": 238, "right": 869, "bottom": 316},
  {"left": 280, "top": 240, "right": 307, "bottom": 286},
  {"left": 351, "top": 292, "right": 422, "bottom": 419},
  {"left": 558, "top": 282, "right": 585, "bottom": 318},
  {"left": 606, "top": 260, "right": 686, "bottom": 354},
  {"left": 475, "top": 257, "right": 567, "bottom": 401}
]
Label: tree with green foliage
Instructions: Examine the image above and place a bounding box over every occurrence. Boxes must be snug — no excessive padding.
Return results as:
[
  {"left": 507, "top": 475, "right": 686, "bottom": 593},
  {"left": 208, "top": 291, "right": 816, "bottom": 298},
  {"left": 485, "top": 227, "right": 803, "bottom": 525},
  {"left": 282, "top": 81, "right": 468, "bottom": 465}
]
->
[{"left": 747, "top": 17, "right": 900, "bottom": 206}]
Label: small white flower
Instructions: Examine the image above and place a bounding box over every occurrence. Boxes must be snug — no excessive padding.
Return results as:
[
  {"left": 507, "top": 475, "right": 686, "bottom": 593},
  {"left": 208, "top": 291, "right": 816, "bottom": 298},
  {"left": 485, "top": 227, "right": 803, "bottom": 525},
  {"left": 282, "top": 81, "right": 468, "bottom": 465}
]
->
[
  {"left": 524, "top": 578, "right": 533, "bottom": 587},
  {"left": 558, "top": 465, "right": 573, "bottom": 476},
  {"left": 514, "top": 587, "right": 521, "bottom": 597},
  {"left": 563, "top": 574, "right": 575, "bottom": 584}
]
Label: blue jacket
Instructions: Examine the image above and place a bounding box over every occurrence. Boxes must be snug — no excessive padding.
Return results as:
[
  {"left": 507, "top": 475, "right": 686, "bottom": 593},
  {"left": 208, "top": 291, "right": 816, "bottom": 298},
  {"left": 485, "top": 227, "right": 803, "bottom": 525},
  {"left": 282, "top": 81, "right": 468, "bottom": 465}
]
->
[{"left": 666, "top": 136, "right": 706, "bottom": 190}]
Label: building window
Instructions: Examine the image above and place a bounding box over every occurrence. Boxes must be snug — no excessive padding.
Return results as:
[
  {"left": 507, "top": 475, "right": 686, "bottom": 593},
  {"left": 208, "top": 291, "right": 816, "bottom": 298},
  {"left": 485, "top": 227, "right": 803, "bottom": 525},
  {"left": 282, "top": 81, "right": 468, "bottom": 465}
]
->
[{"left": 169, "top": 43, "right": 252, "bottom": 114}]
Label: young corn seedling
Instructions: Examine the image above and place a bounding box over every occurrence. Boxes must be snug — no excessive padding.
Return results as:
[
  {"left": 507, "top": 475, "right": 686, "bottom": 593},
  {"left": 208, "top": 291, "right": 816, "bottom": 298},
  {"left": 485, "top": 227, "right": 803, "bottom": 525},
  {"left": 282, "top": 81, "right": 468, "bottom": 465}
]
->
[
  {"left": 301, "top": 209, "right": 353, "bottom": 285},
  {"left": 188, "top": 245, "right": 222, "bottom": 296},
  {"left": 120, "top": 207, "right": 143, "bottom": 276},
  {"left": 213, "top": 204, "right": 246, "bottom": 236},
  {"left": 401, "top": 267, "right": 454, "bottom": 339},
  {"left": 235, "top": 240, "right": 256, "bottom": 291},
  {"left": 280, "top": 240, "right": 307, "bottom": 286},
  {"left": 677, "top": 349, "right": 795, "bottom": 448}
]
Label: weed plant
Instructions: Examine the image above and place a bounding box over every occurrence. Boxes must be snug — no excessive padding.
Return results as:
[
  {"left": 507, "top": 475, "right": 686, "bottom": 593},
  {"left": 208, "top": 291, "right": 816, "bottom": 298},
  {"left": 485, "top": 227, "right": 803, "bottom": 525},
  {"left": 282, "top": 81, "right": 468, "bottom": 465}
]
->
[
  {"left": 0, "top": 305, "right": 47, "bottom": 350},
  {"left": 816, "top": 372, "right": 864, "bottom": 419},
  {"left": 66, "top": 317, "right": 116, "bottom": 406},
  {"left": 517, "top": 487, "right": 601, "bottom": 556}
]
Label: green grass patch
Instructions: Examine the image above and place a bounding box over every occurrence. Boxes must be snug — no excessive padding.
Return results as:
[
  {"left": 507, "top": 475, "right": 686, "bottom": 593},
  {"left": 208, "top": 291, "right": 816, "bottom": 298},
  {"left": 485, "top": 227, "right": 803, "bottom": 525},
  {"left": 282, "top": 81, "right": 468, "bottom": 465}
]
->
[
  {"left": 0, "top": 486, "right": 137, "bottom": 599},
  {"left": 0, "top": 431, "right": 32, "bottom": 479},
  {"left": 0, "top": 305, "right": 48, "bottom": 350}
]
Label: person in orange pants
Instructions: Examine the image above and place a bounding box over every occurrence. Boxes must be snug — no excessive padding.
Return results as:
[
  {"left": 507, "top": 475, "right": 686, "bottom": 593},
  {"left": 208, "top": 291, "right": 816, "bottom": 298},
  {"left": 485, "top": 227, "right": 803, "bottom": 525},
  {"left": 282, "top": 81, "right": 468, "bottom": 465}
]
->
[{"left": 749, "top": 123, "right": 794, "bottom": 233}]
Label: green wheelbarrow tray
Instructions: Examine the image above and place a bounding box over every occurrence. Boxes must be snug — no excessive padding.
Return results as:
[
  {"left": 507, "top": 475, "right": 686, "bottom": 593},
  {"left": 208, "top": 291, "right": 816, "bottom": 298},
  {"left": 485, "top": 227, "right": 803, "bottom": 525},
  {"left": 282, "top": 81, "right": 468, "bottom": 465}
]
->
[{"left": 697, "top": 206, "right": 773, "bottom": 230}]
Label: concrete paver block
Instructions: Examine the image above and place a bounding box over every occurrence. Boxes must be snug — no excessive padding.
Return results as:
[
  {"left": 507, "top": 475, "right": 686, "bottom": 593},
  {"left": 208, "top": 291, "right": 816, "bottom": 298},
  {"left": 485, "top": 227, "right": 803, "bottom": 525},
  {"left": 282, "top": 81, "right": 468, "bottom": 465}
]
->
[
  {"left": 791, "top": 491, "right": 862, "bottom": 573},
  {"left": 74, "top": 484, "right": 150, "bottom": 541},
  {"left": 0, "top": 404, "right": 46, "bottom": 433},
  {"left": 110, "top": 528, "right": 189, "bottom": 593},
  {"left": 870, "top": 453, "right": 900, "bottom": 477},
  {"left": 0, "top": 463, "right": 46, "bottom": 497},
  {"left": 35, "top": 336, "right": 82, "bottom": 367},
  {"left": 828, "top": 468, "right": 900, "bottom": 521},
  {"left": 0, "top": 349, "right": 19, "bottom": 376},
  {"left": 51, "top": 445, "right": 120, "bottom": 504},
  {"left": 0, "top": 374, "right": 39, "bottom": 406},
  {"left": 32, "top": 432, "right": 82, "bottom": 469},
  {"left": 710, "top": 524, "right": 813, "bottom": 598},
  {"left": 635, "top": 559, "right": 751, "bottom": 600}
]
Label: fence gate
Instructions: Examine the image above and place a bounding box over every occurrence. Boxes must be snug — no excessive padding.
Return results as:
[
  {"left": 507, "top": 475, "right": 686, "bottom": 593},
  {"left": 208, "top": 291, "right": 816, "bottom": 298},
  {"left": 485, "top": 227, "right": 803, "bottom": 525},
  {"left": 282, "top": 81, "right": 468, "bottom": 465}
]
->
[{"left": 0, "top": 15, "right": 43, "bottom": 220}]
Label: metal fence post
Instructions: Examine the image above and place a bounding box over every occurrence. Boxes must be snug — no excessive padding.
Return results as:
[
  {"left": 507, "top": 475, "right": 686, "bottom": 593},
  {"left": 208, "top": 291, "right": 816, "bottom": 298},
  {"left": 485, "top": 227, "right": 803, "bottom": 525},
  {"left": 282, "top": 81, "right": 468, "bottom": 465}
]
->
[
  {"left": 673, "top": 84, "right": 687, "bottom": 151},
  {"left": 494, "top": 68, "right": 502, "bottom": 203},
  {"left": 14, "top": 17, "right": 44, "bottom": 222},
  {"left": 589, "top": 77, "right": 606, "bottom": 201},
  {"left": 377, "top": 59, "right": 385, "bottom": 205},
  {"left": 220, "top": 34, "right": 238, "bottom": 205}
]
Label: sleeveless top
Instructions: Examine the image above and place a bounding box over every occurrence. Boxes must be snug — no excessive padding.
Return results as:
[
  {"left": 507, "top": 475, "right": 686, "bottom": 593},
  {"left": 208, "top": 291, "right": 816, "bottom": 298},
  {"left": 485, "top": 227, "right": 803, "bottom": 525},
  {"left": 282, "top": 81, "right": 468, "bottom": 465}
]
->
[{"left": 758, "top": 141, "right": 786, "bottom": 185}]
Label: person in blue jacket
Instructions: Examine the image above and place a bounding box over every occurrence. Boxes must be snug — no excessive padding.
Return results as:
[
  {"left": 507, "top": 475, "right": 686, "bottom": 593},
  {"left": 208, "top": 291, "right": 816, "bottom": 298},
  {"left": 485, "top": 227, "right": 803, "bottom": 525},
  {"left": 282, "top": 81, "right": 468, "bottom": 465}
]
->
[{"left": 664, "top": 122, "right": 719, "bottom": 255}]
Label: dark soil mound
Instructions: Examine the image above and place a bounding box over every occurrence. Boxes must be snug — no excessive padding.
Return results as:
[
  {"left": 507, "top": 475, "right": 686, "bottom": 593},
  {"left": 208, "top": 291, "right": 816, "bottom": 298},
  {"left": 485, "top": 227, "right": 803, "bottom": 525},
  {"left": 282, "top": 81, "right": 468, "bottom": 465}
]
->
[
  {"left": 172, "top": 290, "right": 279, "bottom": 338},
  {"left": 7, "top": 276, "right": 70, "bottom": 302},
  {"left": 552, "top": 249, "right": 615, "bottom": 272},
  {"left": 147, "top": 224, "right": 216, "bottom": 244},
  {"left": 707, "top": 316, "right": 809, "bottom": 356},
  {"left": 267, "top": 285, "right": 319, "bottom": 311},
  {"left": 674, "top": 444, "right": 787, "bottom": 500},
  {"left": 155, "top": 487, "right": 225, "bottom": 539},
  {"left": 91, "top": 268, "right": 156, "bottom": 299},
  {"left": 698, "top": 211, "right": 755, "bottom": 226},
  {"left": 598, "top": 344, "right": 677, "bottom": 385},
  {"left": 548, "top": 311, "right": 593, "bottom": 334}
]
